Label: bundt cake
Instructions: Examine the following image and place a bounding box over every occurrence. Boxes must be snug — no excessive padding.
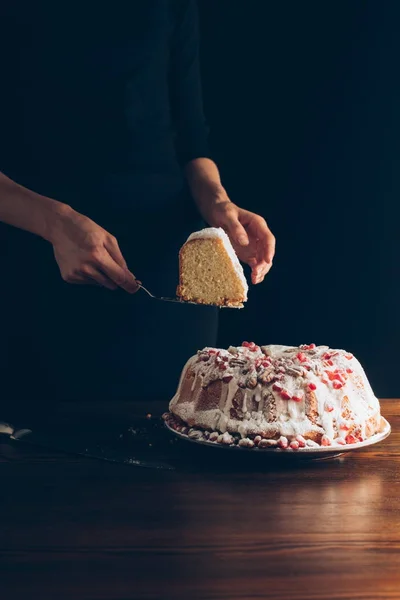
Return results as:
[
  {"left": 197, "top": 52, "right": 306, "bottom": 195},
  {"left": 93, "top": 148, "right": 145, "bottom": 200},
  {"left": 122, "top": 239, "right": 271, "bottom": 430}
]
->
[
  {"left": 166, "top": 342, "right": 383, "bottom": 450},
  {"left": 176, "top": 227, "right": 248, "bottom": 308}
]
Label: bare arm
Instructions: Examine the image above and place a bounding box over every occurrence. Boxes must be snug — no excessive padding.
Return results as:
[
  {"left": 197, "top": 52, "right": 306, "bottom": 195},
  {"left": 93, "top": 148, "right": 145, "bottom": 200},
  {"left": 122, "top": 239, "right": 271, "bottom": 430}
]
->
[
  {"left": 0, "top": 172, "right": 138, "bottom": 293},
  {"left": 0, "top": 171, "right": 66, "bottom": 242}
]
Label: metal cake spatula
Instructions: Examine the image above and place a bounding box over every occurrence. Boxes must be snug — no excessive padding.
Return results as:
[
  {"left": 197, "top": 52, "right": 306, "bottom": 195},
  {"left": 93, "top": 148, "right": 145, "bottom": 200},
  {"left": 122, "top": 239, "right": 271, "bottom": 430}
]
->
[{"left": 136, "top": 283, "right": 238, "bottom": 308}]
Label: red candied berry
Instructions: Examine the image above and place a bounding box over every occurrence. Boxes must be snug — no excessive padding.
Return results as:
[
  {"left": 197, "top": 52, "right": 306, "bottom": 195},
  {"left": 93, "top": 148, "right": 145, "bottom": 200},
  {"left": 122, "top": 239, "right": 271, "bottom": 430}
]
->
[
  {"left": 218, "top": 363, "right": 227, "bottom": 371},
  {"left": 346, "top": 368, "right": 353, "bottom": 374},
  {"left": 334, "top": 370, "right": 346, "bottom": 378},
  {"left": 321, "top": 435, "right": 332, "bottom": 447},
  {"left": 208, "top": 349, "right": 217, "bottom": 355},
  {"left": 345, "top": 434, "right": 358, "bottom": 444},
  {"left": 308, "top": 382, "right": 317, "bottom": 391},
  {"left": 327, "top": 359, "right": 334, "bottom": 366},
  {"left": 323, "top": 352, "right": 332, "bottom": 360},
  {"left": 222, "top": 375, "right": 233, "bottom": 383},
  {"left": 325, "top": 403, "right": 334, "bottom": 413},
  {"left": 292, "top": 394, "right": 303, "bottom": 403},
  {"left": 222, "top": 355, "right": 229, "bottom": 362},
  {"left": 332, "top": 380, "right": 343, "bottom": 389},
  {"left": 280, "top": 390, "right": 291, "bottom": 400},
  {"left": 340, "top": 422, "right": 351, "bottom": 431},
  {"left": 321, "top": 378, "right": 328, "bottom": 384},
  {"left": 303, "top": 343, "right": 316, "bottom": 351},
  {"left": 290, "top": 440, "right": 300, "bottom": 450},
  {"left": 242, "top": 341, "right": 257, "bottom": 352},
  {"left": 297, "top": 352, "right": 308, "bottom": 363},
  {"left": 333, "top": 372, "right": 345, "bottom": 383},
  {"left": 345, "top": 354, "right": 353, "bottom": 360},
  {"left": 272, "top": 383, "right": 283, "bottom": 392}
]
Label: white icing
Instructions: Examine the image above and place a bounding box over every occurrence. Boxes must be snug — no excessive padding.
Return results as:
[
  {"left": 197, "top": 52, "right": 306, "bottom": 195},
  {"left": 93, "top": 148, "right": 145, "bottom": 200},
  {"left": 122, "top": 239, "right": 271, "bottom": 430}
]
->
[
  {"left": 186, "top": 227, "right": 248, "bottom": 299},
  {"left": 169, "top": 343, "right": 381, "bottom": 443}
]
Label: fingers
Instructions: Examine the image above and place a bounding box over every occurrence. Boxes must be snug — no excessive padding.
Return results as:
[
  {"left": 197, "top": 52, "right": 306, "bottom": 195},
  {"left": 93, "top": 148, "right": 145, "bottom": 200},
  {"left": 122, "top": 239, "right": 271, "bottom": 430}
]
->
[
  {"left": 251, "top": 260, "right": 272, "bottom": 285},
  {"left": 104, "top": 235, "right": 128, "bottom": 269},
  {"left": 228, "top": 221, "right": 249, "bottom": 246},
  {"left": 253, "top": 217, "right": 276, "bottom": 265},
  {"left": 243, "top": 216, "right": 275, "bottom": 284},
  {"left": 95, "top": 251, "right": 139, "bottom": 294},
  {"left": 59, "top": 246, "right": 138, "bottom": 293},
  {"left": 67, "top": 264, "right": 118, "bottom": 290},
  {"left": 103, "top": 235, "right": 140, "bottom": 293},
  {"left": 221, "top": 207, "right": 250, "bottom": 247},
  {"left": 81, "top": 265, "right": 118, "bottom": 290}
]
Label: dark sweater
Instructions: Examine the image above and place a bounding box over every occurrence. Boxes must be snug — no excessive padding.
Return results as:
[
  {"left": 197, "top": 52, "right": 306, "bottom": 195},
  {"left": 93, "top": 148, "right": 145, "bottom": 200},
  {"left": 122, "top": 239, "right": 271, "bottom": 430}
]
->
[
  {"left": 1, "top": 1, "right": 210, "bottom": 213},
  {"left": 0, "top": 2, "right": 218, "bottom": 412}
]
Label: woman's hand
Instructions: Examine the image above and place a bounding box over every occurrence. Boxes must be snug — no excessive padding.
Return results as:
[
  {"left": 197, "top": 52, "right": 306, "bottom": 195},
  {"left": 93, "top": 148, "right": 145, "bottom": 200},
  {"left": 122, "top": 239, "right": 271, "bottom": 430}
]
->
[
  {"left": 200, "top": 194, "right": 276, "bottom": 285},
  {"left": 50, "top": 205, "right": 139, "bottom": 293},
  {"left": 185, "top": 160, "right": 275, "bottom": 284}
]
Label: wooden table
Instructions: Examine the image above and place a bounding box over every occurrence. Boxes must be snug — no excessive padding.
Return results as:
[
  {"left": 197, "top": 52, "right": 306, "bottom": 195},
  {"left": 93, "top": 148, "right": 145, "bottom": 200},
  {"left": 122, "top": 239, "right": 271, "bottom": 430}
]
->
[{"left": 0, "top": 399, "right": 399, "bottom": 600}]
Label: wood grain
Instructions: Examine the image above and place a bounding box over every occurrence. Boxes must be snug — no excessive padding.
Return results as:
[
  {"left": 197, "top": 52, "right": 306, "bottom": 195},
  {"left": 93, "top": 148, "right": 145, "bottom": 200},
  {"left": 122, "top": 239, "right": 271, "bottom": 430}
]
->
[{"left": 0, "top": 400, "right": 399, "bottom": 600}]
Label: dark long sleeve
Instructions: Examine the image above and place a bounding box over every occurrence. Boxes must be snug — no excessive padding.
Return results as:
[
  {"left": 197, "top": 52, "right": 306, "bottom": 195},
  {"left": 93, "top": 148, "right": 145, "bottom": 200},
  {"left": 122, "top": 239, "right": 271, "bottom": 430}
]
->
[{"left": 169, "top": 0, "right": 211, "bottom": 166}]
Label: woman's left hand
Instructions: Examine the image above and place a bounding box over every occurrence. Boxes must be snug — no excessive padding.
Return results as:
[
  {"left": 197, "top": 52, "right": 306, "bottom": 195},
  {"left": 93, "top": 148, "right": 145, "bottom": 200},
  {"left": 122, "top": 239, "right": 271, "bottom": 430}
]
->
[{"left": 201, "top": 197, "right": 276, "bottom": 285}]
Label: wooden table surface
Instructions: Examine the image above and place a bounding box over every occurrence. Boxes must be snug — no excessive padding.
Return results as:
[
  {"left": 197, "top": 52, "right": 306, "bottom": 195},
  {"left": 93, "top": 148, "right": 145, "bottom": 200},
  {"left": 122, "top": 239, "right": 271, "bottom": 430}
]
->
[{"left": 0, "top": 399, "right": 399, "bottom": 600}]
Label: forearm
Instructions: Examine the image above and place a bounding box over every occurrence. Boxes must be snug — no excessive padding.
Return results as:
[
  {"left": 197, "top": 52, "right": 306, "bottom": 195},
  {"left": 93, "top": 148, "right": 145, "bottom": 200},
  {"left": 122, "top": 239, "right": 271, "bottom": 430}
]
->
[
  {"left": 0, "top": 172, "right": 69, "bottom": 242},
  {"left": 185, "top": 158, "right": 230, "bottom": 221}
]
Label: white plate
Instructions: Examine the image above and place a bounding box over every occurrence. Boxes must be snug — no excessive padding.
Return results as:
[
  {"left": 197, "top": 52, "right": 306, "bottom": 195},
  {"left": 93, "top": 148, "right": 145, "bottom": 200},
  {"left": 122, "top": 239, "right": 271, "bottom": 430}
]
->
[{"left": 164, "top": 416, "right": 391, "bottom": 461}]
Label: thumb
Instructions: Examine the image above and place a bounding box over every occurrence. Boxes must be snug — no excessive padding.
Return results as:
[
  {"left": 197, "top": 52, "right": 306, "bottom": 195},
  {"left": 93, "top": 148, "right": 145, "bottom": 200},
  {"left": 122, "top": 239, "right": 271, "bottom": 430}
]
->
[{"left": 223, "top": 213, "right": 249, "bottom": 247}]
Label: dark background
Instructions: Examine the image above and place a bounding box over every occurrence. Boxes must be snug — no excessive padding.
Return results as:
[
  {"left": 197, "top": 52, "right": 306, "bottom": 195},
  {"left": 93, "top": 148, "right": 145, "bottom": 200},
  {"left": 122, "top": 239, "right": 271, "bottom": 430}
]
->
[{"left": 198, "top": 0, "right": 399, "bottom": 398}]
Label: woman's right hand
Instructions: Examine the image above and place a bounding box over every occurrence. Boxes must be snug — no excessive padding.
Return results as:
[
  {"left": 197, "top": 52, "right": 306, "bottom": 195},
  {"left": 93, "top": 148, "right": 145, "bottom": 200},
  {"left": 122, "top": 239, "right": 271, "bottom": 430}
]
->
[{"left": 50, "top": 205, "right": 139, "bottom": 293}]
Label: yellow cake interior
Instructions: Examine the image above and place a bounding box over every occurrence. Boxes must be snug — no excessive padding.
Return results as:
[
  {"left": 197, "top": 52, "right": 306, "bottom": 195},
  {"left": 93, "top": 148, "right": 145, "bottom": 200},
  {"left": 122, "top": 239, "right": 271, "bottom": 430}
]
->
[{"left": 177, "top": 237, "right": 247, "bottom": 307}]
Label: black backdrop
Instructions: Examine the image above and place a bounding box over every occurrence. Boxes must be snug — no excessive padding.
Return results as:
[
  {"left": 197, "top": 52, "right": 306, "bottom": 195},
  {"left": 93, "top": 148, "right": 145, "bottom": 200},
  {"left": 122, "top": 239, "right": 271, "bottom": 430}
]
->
[{"left": 198, "top": 0, "right": 399, "bottom": 397}]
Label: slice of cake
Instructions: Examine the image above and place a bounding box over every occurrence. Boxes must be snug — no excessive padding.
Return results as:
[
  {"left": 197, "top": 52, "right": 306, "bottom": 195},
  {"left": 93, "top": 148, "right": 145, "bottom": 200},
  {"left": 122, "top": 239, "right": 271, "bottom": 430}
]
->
[{"left": 176, "top": 227, "right": 248, "bottom": 308}]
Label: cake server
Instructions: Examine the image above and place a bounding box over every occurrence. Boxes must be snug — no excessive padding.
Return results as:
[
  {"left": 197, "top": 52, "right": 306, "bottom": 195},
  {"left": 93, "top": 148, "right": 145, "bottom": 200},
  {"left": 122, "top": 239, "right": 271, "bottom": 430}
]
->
[{"left": 136, "top": 283, "right": 237, "bottom": 308}]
